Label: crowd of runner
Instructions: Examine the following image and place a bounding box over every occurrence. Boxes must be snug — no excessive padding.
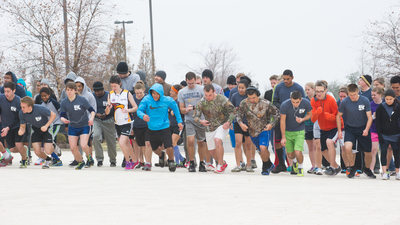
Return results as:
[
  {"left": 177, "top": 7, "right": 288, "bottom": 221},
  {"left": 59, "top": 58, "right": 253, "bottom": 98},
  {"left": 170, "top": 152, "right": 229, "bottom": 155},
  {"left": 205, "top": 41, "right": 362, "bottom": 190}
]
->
[{"left": 0, "top": 62, "right": 399, "bottom": 180}]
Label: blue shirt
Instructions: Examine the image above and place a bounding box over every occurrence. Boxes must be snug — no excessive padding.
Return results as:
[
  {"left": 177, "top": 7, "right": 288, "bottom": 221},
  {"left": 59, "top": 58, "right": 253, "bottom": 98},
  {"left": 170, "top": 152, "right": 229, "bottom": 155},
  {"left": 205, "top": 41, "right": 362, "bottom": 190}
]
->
[
  {"left": 280, "top": 98, "right": 312, "bottom": 132},
  {"left": 0, "top": 94, "right": 21, "bottom": 129},
  {"left": 93, "top": 91, "right": 113, "bottom": 121},
  {"left": 60, "top": 95, "right": 92, "bottom": 128},
  {"left": 273, "top": 82, "right": 305, "bottom": 109},
  {"left": 338, "top": 95, "right": 371, "bottom": 128},
  {"left": 19, "top": 105, "right": 51, "bottom": 128}
]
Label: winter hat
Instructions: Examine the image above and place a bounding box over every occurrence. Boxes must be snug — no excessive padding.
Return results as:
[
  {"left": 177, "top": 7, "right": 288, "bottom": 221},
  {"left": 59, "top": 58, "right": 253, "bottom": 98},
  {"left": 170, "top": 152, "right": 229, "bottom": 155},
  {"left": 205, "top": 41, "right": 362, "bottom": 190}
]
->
[
  {"left": 93, "top": 81, "right": 104, "bottom": 91},
  {"left": 116, "top": 62, "right": 129, "bottom": 74},
  {"left": 360, "top": 75, "right": 372, "bottom": 87},
  {"left": 202, "top": 69, "right": 213, "bottom": 81},
  {"left": 17, "top": 78, "right": 27, "bottom": 88},
  {"left": 226, "top": 75, "right": 236, "bottom": 85},
  {"left": 180, "top": 80, "right": 187, "bottom": 87},
  {"left": 385, "top": 89, "right": 396, "bottom": 98},
  {"left": 155, "top": 70, "right": 167, "bottom": 81},
  {"left": 41, "top": 78, "right": 50, "bottom": 86}
]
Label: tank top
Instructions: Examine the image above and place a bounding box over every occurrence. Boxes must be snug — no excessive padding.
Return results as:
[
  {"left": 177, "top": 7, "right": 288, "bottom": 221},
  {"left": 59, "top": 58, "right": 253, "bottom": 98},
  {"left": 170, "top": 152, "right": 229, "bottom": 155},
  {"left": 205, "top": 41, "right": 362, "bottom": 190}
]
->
[{"left": 109, "top": 89, "right": 132, "bottom": 125}]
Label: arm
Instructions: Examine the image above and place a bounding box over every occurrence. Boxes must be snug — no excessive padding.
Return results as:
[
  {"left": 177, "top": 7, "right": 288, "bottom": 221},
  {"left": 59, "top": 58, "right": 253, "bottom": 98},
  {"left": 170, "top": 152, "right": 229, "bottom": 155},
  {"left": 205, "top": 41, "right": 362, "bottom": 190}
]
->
[
  {"left": 18, "top": 123, "right": 26, "bottom": 136},
  {"left": 297, "top": 111, "right": 312, "bottom": 123},
  {"left": 87, "top": 107, "right": 96, "bottom": 126},
  {"left": 280, "top": 114, "right": 286, "bottom": 146},
  {"left": 42, "top": 111, "right": 56, "bottom": 132},
  {"left": 136, "top": 98, "right": 149, "bottom": 122},
  {"left": 105, "top": 94, "right": 112, "bottom": 115},
  {"left": 268, "top": 104, "right": 280, "bottom": 128},
  {"left": 363, "top": 111, "right": 373, "bottom": 136},
  {"left": 171, "top": 100, "right": 183, "bottom": 131},
  {"left": 126, "top": 92, "right": 138, "bottom": 113},
  {"left": 324, "top": 99, "right": 339, "bottom": 121},
  {"left": 336, "top": 111, "right": 343, "bottom": 139}
]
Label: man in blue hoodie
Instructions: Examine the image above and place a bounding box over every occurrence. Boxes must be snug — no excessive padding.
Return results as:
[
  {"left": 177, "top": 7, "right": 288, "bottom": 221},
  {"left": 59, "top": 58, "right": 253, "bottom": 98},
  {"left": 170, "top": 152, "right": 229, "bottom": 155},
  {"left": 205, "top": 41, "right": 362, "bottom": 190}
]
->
[
  {"left": 137, "top": 83, "right": 183, "bottom": 172},
  {"left": 0, "top": 72, "right": 27, "bottom": 98}
]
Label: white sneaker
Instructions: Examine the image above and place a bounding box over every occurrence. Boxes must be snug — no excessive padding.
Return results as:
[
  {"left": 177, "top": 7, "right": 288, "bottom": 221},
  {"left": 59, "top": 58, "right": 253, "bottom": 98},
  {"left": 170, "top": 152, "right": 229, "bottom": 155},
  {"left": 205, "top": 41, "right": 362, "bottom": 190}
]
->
[
  {"left": 381, "top": 172, "right": 389, "bottom": 180},
  {"left": 42, "top": 160, "right": 51, "bottom": 169},
  {"left": 206, "top": 164, "right": 215, "bottom": 171},
  {"left": 396, "top": 173, "right": 400, "bottom": 180},
  {"left": 315, "top": 168, "right": 323, "bottom": 175},
  {"left": 35, "top": 158, "right": 44, "bottom": 165}
]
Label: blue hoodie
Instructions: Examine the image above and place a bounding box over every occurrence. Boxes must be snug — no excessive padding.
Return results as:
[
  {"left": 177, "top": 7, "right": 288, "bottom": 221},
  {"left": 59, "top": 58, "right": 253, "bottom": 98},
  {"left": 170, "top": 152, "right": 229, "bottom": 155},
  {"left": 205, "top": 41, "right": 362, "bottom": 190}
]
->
[
  {"left": 0, "top": 72, "right": 27, "bottom": 98},
  {"left": 137, "top": 83, "right": 182, "bottom": 131},
  {"left": 17, "top": 78, "right": 33, "bottom": 97}
]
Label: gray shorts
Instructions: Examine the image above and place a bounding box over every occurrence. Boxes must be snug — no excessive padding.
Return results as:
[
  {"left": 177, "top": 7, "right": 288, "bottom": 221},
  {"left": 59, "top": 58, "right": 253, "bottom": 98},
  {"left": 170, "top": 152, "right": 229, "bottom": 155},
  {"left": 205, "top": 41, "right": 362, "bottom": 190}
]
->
[
  {"left": 313, "top": 121, "right": 321, "bottom": 139},
  {"left": 185, "top": 120, "right": 206, "bottom": 141}
]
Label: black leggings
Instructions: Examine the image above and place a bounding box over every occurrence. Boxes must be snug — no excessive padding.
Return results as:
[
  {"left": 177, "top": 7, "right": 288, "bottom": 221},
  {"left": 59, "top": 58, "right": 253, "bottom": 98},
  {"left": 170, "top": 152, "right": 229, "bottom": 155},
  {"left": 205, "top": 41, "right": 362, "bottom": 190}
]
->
[{"left": 380, "top": 141, "right": 400, "bottom": 168}]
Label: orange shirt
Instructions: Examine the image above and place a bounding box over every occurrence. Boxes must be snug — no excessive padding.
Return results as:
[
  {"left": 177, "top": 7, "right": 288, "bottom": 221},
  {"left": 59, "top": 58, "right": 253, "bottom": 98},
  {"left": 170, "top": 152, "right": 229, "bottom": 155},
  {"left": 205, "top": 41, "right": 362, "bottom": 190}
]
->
[{"left": 311, "top": 94, "right": 343, "bottom": 131}]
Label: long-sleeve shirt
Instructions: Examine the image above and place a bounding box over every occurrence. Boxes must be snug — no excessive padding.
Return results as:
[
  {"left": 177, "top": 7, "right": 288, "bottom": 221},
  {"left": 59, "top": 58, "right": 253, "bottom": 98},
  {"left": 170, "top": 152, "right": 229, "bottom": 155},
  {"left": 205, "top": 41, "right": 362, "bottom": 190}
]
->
[
  {"left": 193, "top": 94, "right": 235, "bottom": 132},
  {"left": 236, "top": 98, "right": 280, "bottom": 137},
  {"left": 311, "top": 94, "right": 343, "bottom": 131}
]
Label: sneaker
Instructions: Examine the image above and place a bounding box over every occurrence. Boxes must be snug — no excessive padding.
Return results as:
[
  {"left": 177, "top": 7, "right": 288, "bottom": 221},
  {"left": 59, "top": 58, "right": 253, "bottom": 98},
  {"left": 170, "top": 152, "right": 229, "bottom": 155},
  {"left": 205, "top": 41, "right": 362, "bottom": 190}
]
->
[
  {"left": 261, "top": 163, "right": 275, "bottom": 175},
  {"left": 315, "top": 168, "right": 323, "bottom": 175},
  {"left": 89, "top": 157, "right": 94, "bottom": 167},
  {"left": 341, "top": 169, "right": 346, "bottom": 174},
  {"left": 142, "top": 163, "right": 151, "bottom": 171},
  {"left": 206, "top": 163, "right": 215, "bottom": 171},
  {"left": 51, "top": 159, "right": 63, "bottom": 166},
  {"left": 307, "top": 167, "right": 315, "bottom": 174},
  {"left": 168, "top": 160, "right": 176, "bottom": 172},
  {"left": 0, "top": 155, "right": 13, "bottom": 167},
  {"left": 271, "top": 164, "right": 287, "bottom": 174},
  {"left": 184, "top": 160, "right": 190, "bottom": 168},
  {"left": 357, "top": 170, "right": 363, "bottom": 175},
  {"left": 287, "top": 166, "right": 292, "bottom": 172},
  {"left": 125, "top": 161, "right": 132, "bottom": 171},
  {"left": 159, "top": 151, "right": 166, "bottom": 168},
  {"left": 290, "top": 165, "right": 297, "bottom": 175},
  {"left": 334, "top": 166, "right": 341, "bottom": 175},
  {"left": 324, "top": 167, "right": 335, "bottom": 176},
  {"left": 374, "top": 169, "right": 380, "bottom": 174},
  {"left": 131, "top": 160, "right": 140, "bottom": 170},
  {"left": 231, "top": 166, "right": 241, "bottom": 172},
  {"left": 179, "top": 158, "right": 186, "bottom": 168},
  {"left": 221, "top": 161, "right": 228, "bottom": 172},
  {"left": 396, "top": 173, "right": 400, "bottom": 180},
  {"left": 54, "top": 145, "right": 62, "bottom": 156},
  {"left": 389, "top": 170, "right": 396, "bottom": 176},
  {"left": 246, "top": 167, "right": 255, "bottom": 172},
  {"left": 346, "top": 167, "right": 360, "bottom": 177},
  {"left": 297, "top": 168, "right": 304, "bottom": 177},
  {"left": 364, "top": 168, "right": 376, "bottom": 179},
  {"left": 121, "top": 157, "right": 126, "bottom": 168},
  {"left": 42, "top": 160, "right": 51, "bottom": 169},
  {"left": 69, "top": 160, "right": 79, "bottom": 167},
  {"left": 35, "top": 158, "right": 44, "bottom": 165},
  {"left": 292, "top": 162, "right": 299, "bottom": 174},
  {"left": 85, "top": 158, "right": 92, "bottom": 168},
  {"left": 381, "top": 172, "right": 389, "bottom": 180},
  {"left": 347, "top": 166, "right": 357, "bottom": 178},
  {"left": 199, "top": 161, "right": 207, "bottom": 172},
  {"left": 240, "top": 162, "right": 246, "bottom": 171},
  {"left": 250, "top": 159, "right": 257, "bottom": 168},
  {"left": 138, "top": 162, "right": 145, "bottom": 168},
  {"left": 97, "top": 161, "right": 103, "bottom": 167},
  {"left": 214, "top": 165, "right": 224, "bottom": 173},
  {"left": 27, "top": 156, "right": 32, "bottom": 165},
  {"left": 19, "top": 160, "right": 28, "bottom": 169},
  {"left": 75, "top": 161, "right": 85, "bottom": 170},
  {"left": 188, "top": 161, "right": 196, "bottom": 172},
  {"left": 110, "top": 162, "right": 116, "bottom": 167}
]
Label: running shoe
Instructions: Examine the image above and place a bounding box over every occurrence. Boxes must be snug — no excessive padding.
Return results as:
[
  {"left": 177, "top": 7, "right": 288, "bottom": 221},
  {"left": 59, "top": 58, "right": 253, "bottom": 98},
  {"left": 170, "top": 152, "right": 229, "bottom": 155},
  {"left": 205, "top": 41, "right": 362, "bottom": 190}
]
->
[
  {"left": 168, "top": 160, "right": 176, "bottom": 172},
  {"left": 184, "top": 160, "right": 190, "bottom": 168},
  {"left": 54, "top": 145, "right": 62, "bottom": 156},
  {"left": 324, "top": 167, "right": 335, "bottom": 176},
  {"left": 261, "top": 163, "right": 275, "bottom": 175},
  {"left": 240, "top": 162, "right": 246, "bottom": 171},
  {"left": 341, "top": 169, "right": 346, "bottom": 174},
  {"left": 19, "top": 160, "right": 28, "bottom": 169},
  {"left": 131, "top": 160, "right": 140, "bottom": 170},
  {"left": 142, "top": 163, "right": 151, "bottom": 171},
  {"left": 188, "top": 161, "right": 196, "bottom": 172},
  {"left": 75, "top": 161, "right": 85, "bottom": 170},
  {"left": 178, "top": 158, "right": 186, "bottom": 168},
  {"left": 364, "top": 168, "right": 376, "bottom": 179},
  {"left": 125, "top": 161, "right": 132, "bottom": 171},
  {"left": 347, "top": 166, "right": 357, "bottom": 178},
  {"left": 346, "top": 167, "right": 360, "bottom": 177},
  {"left": 121, "top": 157, "right": 126, "bottom": 168},
  {"left": 97, "top": 161, "right": 103, "bottom": 167},
  {"left": 250, "top": 159, "right": 257, "bottom": 169},
  {"left": 396, "top": 173, "right": 400, "bottom": 180},
  {"left": 85, "top": 156, "right": 93, "bottom": 168},
  {"left": 42, "top": 160, "right": 51, "bottom": 169},
  {"left": 315, "top": 168, "right": 323, "bottom": 175},
  {"left": 221, "top": 161, "right": 228, "bottom": 172},
  {"left": 297, "top": 168, "right": 304, "bottom": 177},
  {"left": 381, "top": 172, "right": 389, "bottom": 180},
  {"left": 356, "top": 170, "right": 363, "bottom": 175},
  {"left": 287, "top": 166, "right": 292, "bottom": 172},
  {"left": 110, "top": 162, "right": 116, "bottom": 167},
  {"left": 389, "top": 170, "right": 396, "bottom": 176},
  {"left": 214, "top": 165, "right": 223, "bottom": 174},
  {"left": 0, "top": 155, "right": 13, "bottom": 167},
  {"left": 51, "top": 159, "right": 63, "bottom": 166},
  {"left": 307, "top": 167, "right": 315, "bottom": 174},
  {"left": 374, "top": 169, "right": 380, "bottom": 174},
  {"left": 290, "top": 165, "right": 297, "bottom": 175},
  {"left": 231, "top": 166, "right": 241, "bottom": 172},
  {"left": 159, "top": 151, "right": 166, "bottom": 168},
  {"left": 199, "top": 161, "right": 207, "bottom": 172},
  {"left": 293, "top": 162, "right": 299, "bottom": 174},
  {"left": 206, "top": 163, "right": 215, "bottom": 171},
  {"left": 246, "top": 167, "right": 255, "bottom": 172},
  {"left": 35, "top": 158, "right": 44, "bottom": 165},
  {"left": 334, "top": 166, "right": 341, "bottom": 175},
  {"left": 271, "top": 164, "right": 287, "bottom": 174},
  {"left": 69, "top": 160, "right": 79, "bottom": 167}
]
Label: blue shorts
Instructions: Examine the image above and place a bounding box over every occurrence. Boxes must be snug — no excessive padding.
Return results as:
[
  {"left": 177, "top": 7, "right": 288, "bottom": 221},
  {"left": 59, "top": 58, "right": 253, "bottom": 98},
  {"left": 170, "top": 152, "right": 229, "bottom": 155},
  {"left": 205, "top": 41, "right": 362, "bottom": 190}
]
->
[
  {"left": 250, "top": 130, "right": 270, "bottom": 152},
  {"left": 68, "top": 126, "right": 91, "bottom": 137}
]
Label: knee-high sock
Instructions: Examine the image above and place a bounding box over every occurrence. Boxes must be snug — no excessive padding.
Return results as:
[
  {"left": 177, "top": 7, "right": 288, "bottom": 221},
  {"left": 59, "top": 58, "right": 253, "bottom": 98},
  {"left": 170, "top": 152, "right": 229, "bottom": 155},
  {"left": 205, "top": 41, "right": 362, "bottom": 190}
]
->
[
  {"left": 174, "top": 146, "right": 184, "bottom": 163},
  {"left": 51, "top": 152, "right": 59, "bottom": 160}
]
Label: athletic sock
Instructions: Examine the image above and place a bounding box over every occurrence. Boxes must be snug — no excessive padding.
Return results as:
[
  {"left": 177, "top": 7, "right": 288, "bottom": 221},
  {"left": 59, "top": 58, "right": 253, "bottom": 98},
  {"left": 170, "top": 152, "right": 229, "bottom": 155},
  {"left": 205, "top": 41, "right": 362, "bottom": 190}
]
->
[
  {"left": 3, "top": 151, "right": 10, "bottom": 158},
  {"left": 293, "top": 158, "right": 297, "bottom": 163},
  {"left": 173, "top": 146, "right": 180, "bottom": 163},
  {"left": 299, "top": 163, "right": 303, "bottom": 169},
  {"left": 276, "top": 148, "right": 284, "bottom": 165},
  {"left": 51, "top": 152, "right": 59, "bottom": 160}
]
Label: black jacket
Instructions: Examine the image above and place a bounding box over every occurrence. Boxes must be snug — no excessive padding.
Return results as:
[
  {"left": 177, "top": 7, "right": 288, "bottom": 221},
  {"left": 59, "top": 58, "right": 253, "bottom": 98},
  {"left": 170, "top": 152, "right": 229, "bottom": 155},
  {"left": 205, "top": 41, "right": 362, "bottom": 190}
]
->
[{"left": 375, "top": 102, "right": 400, "bottom": 143}]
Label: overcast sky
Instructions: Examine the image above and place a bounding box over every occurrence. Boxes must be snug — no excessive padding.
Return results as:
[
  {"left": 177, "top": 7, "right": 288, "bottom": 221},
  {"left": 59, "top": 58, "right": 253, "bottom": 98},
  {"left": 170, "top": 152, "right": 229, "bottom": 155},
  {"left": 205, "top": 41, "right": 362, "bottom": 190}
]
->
[{"left": 1, "top": 0, "right": 398, "bottom": 93}]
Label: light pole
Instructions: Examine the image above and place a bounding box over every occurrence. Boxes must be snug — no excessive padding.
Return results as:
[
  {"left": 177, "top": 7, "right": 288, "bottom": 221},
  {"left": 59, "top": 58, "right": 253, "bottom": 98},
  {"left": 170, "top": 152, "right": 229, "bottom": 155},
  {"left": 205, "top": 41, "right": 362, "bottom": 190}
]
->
[
  {"left": 114, "top": 20, "right": 133, "bottom": 62},
  {"left": 35, "top": 35, "right": 49, "bottom": 77},
  {"left": 149, "top": 0, "right": 155, "bottom": 76}
]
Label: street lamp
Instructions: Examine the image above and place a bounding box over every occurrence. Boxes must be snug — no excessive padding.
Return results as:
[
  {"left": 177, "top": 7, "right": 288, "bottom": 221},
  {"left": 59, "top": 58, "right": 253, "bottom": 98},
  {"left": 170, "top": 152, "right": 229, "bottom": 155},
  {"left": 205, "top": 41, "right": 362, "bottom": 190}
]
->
[
  {"left": 34, "top": 35, "right": 50, "bottom": 77},
  {"left": 149, "top": 0, "right": 155, "bottom": 76},
  {"left": 114, "top": 20, "right": 133, "bottom": 62}
]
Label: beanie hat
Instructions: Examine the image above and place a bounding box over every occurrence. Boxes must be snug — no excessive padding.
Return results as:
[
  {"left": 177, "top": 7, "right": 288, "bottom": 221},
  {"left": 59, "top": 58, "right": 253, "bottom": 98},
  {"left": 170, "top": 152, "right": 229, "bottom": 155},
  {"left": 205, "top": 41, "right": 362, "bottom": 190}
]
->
[
  {"left": 155, "top": 70, "right": 167, "bottom": 81},
  {"left": 93, "top": 81, "right": 104, "bottom": 91},
  {"left": 41, "top": 78, "right": 50, "bottom": 86},
  {"left": 202, "top": 69, "right": 213, "bottom": 81},
  {"left": 180, "top": 80, "right": 187, "bottom": 87},
  {"left": 385, "top": 89, "right": 396, "bottom": 98},
  {"left": 226, "top": 75, "right": 236, "bottom": 85},
  {"left": 116, "top": 62, "right": 129, "bottom": 74},
  {"left": 283, "top": 69, "right": 293, "bottom": 76},
  {"left": 360, "top": 75, "right": 372, "bottom": 87}
]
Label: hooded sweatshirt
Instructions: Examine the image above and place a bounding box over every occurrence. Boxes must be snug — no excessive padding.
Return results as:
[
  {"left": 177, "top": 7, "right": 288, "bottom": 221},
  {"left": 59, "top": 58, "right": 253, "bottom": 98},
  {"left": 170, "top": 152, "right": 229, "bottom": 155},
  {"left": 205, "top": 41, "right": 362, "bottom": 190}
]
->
[
  {"left": 60, "top": 72, "right": 78, "bottom": 102},
  {"left": 75, "top": 77, "right": 97, "bottom": 116},
  {"left": 0, "top": 72, "right": 27, "bottom": 98},
  {"left": 17, "top": 78, "right": 32, "bottom": 97},
  {"left": 137, "top": 83, "right": 182, "bottom": 131}
]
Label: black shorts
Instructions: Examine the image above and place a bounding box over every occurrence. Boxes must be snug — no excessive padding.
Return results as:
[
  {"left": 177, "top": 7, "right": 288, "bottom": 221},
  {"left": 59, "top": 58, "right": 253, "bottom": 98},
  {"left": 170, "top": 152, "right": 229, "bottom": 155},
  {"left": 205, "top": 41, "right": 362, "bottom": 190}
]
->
[
  {"left": 274, "top": 119, "right": 282, "bottom": 143},
  {"left": 344, "top": 125, "right": 371, "bottom": 152},
  {"left": 31, "top": 127, "right": 53, "bottom": 143},
  {"left": 21, "top": 124, "right": 31, "bottom": 142},
  {"left": 133, "top": 127, "right": 150, "bottom": 147},
  {"left": 305, "top": 130, "right": 314, "bottom": 140},
  {"left": 170, "top": 125, "right": 180, "bottom": 135},
  {"left": 5, "top": 127, "right": 25, "bottom": 148},
  {"left": 320, "top": 128, "right": 338, "bottom": 152},
  {"left": 149, "top": 128, "right": 173, "bottom": 151},
  {"left": 234, "top": 122, "right": 249, "bottom": 136},
  {"left": 115, "top": 123, "right": 133, "bottom": 137}
]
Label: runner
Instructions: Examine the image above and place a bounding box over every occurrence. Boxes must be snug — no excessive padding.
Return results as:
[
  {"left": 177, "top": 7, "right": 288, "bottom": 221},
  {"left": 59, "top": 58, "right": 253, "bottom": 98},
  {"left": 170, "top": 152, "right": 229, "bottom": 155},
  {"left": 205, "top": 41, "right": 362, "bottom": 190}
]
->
[
  {"left": 169, "top": 84, "right": 186, "bottom": 167},
  {"left": 304, "top": 82, "right": 317, "bottom": 173}
]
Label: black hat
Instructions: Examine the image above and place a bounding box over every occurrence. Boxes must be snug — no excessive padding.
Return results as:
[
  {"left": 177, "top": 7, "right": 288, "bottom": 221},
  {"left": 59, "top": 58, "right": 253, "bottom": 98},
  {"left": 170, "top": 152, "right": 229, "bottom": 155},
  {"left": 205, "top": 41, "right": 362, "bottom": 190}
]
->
[
  {"left": 180, "top": 80, "right": 187, "bottom": 87},
  {"left": 155, "top": 70, "right": 167, "bottom": 81},
  {"left": 202, "top": 69, "right": 213, "bottom": 81},
  {"left": 360, "top": 75, "right": 372, "bottom": 87},
  {"left": 385, "top": 89, "right": 396, "bottom": 98},
  {"left": 93, "top": 81, "right": 104, "bottom": 91},
  {"left": 116, "top": 62, "right": 128, "bottom": 74},
  {"left": 226, "top": 75, "right": 236, "bottom": 85}
]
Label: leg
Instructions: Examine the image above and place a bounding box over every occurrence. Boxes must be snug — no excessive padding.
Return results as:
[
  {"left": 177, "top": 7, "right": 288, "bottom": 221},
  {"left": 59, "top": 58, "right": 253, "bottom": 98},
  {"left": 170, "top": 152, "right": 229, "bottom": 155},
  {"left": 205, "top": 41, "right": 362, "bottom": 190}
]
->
[
  {"left": 326, "top": 138, "right": 339, "bottom": 168},
  {"left": 234, "top": 133, "right": 244, "bottom": 166},
  {"left": 32, "top": 142, "right": 48, "bottom": 159},
  {"left": 244, "top": 136, "right": 252, "bottom": 167},
  {"left": 344, "top": 141, "right": 354, "bottom": 167},
  {"left": 306, "top": 139, "right": 316, "bottom": 167},
  {"left": 315, "top": 138, "right": 322, "bottom": 168},
  {"left": 370, "top": 142, "right": 379, "bottom": 171},
  {"left": 187, "top": 135, "right": 195, "bottom": 161},
  {"left": 103, "top": 120, "right": 117, "bottom": 164},
  {"left": 68, "top": 136, "right": 82, "bottom": 161},
  {"left": 92, "top": 120, "right": 104, "bottom": 163}
]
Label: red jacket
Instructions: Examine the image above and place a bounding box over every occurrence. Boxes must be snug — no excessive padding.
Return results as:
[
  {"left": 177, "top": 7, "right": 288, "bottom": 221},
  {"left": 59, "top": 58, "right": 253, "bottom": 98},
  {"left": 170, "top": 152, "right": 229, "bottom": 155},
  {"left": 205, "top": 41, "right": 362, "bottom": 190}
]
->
[{"left": 311, "top": 94, "right": 343, "bottom": 131}]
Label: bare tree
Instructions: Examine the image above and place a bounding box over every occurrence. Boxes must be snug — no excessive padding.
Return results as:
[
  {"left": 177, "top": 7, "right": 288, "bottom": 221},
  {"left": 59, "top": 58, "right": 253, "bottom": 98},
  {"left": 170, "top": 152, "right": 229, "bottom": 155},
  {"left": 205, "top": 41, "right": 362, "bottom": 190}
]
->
[
  {"left": 186, "top": 43, "right": 240, "bottom": 87},
  {"left": 137, "top": 41, "right": 156, "bottom": 88}
]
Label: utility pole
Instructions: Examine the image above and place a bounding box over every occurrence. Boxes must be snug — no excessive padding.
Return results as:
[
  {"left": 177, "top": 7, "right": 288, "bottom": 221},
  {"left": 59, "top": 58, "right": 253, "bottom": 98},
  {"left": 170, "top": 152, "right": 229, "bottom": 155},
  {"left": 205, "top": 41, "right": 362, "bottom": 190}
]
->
[
  {"left": 114, "top": 20, "right": 133, "bottom": 63},
  {"left": 35, "top": 35, "right": 49, "bottom": 77},
  {"left": 63, "top": 0, "right": 70, "bottom": 74},
  {"left": 149, "top": 0, "right": 155, "bottom": 76}
]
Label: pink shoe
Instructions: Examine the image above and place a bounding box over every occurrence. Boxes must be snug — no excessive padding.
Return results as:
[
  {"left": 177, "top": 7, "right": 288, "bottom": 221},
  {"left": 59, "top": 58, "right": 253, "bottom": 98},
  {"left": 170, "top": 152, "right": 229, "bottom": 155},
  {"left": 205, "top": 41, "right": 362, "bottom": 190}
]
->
[
  {"left": 125, "top": 161, "right": 132, "bottom": 170},
  {"left": 131, "top": 160, "right": 140, "bottom": 170}
]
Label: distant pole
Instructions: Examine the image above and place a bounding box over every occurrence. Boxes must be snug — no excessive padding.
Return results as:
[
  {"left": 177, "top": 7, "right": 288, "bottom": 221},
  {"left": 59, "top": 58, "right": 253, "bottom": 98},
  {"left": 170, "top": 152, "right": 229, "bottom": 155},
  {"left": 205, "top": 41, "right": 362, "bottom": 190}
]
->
[
  {"left": 63, "top": 0, "right": 70, "bottom": 74},
  {"left": 114, "top": 20, "right": 133, "bottom": 63},
  {"left": 35, "top": 35, "right": 48, "bottom": 77},
  {"left": 149, "top": 0, "right": 155, "bottom": 76}
]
